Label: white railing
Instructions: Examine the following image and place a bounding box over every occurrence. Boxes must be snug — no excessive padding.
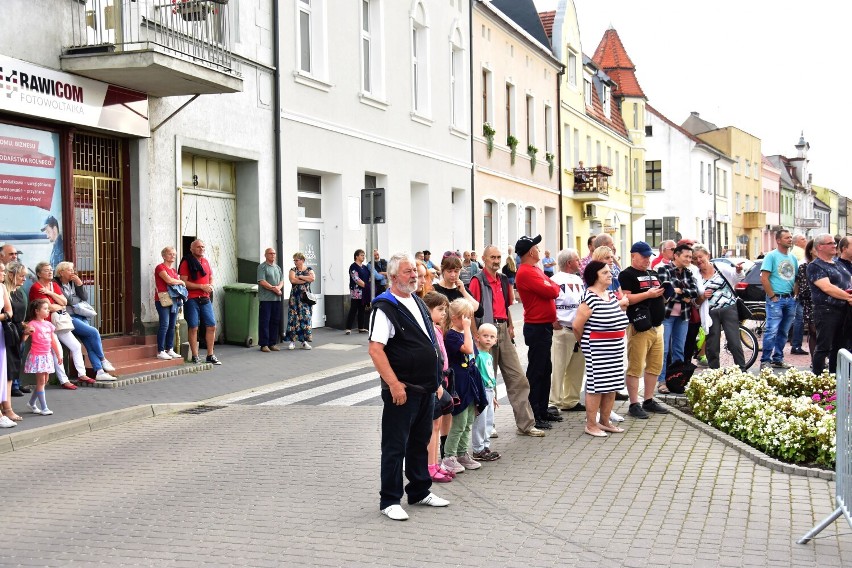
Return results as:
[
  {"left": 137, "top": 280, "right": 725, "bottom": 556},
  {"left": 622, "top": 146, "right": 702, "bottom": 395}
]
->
[
  {"left": 798, "top": 348, "right": 852, "bottom": 544},
  {"left": 67, "top": 0, "right": 237, "bottom": 76}
]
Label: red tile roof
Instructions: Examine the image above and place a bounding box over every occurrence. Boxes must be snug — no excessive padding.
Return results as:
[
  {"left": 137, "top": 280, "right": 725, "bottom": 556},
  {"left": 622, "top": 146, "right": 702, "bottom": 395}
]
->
[
  {"left": 585, "top": 74, "right": 629, "bottom": 139},
  {"left": 538, "top": 10, "right": 555, "bottom": 41},
  {"left": 591, "top": 28, "right": 646, "bottom": 98}
]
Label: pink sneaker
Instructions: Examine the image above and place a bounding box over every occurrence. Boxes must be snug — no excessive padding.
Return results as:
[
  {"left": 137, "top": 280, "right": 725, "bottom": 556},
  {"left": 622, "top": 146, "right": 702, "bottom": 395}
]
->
[{"left": 428, "top": 464, "right": 452, "bottom": 483}]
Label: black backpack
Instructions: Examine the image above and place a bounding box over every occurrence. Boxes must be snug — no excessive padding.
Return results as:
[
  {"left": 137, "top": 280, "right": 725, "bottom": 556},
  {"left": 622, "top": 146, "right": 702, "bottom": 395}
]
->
[{"left": 665, "top": 360, "right": 697, "bottom": 394}]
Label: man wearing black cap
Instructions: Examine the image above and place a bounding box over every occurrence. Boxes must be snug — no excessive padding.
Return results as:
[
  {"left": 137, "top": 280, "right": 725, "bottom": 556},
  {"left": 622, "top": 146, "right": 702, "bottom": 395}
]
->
[
  {"left": 514, "top": 235, "right": 562, "bottom": 429},
  {"left": 41, "top": 216, "right": 63, "bottom": 269},
  {"left": 618, "top": 241, "right": 669, "bottom": 419}
]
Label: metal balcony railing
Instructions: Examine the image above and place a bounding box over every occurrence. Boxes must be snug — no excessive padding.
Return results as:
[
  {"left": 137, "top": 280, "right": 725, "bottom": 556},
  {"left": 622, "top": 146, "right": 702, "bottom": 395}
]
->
[
  {"left": 66, "top": 0, "right": 238, "bottom": 76},
  {"left": 573, "top": 165, "right": 612, "bottom": 194}
]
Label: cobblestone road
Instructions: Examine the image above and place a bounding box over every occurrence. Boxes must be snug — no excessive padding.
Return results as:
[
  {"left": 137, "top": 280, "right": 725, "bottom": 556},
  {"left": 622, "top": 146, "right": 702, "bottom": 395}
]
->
[{"left": 2, "top": 392, "right": 850, "bottom": 567}]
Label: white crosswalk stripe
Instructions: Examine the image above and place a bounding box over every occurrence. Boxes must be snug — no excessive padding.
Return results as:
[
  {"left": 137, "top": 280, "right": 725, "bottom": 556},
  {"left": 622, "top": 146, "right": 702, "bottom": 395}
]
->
[{"left": 259, "top": 372, "right": 378, "bottom": 406}]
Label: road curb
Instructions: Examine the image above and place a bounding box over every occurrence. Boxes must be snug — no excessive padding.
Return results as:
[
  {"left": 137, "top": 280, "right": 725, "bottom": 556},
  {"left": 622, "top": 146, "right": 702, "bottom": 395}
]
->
[
  {"left": 81, "top": 363, "right": 214, "bottom": 389},
  {"left": 660, "top": 395, "right": 835, "bottom": 481},
  {"left": 0, "top": 402, "right": 201, "bottom": 455}
]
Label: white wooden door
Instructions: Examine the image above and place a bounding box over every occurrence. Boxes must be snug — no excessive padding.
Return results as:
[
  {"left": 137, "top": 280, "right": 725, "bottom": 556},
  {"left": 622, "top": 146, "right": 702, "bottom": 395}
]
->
[{"left": 181, "top": 189, "right": 237, "bottom": 333}]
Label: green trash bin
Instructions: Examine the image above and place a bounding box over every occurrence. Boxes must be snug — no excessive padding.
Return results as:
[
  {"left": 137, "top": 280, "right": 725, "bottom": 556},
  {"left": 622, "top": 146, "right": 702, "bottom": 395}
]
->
[{"left": 223, "top": 283, "right": 260, "bottom": 347}]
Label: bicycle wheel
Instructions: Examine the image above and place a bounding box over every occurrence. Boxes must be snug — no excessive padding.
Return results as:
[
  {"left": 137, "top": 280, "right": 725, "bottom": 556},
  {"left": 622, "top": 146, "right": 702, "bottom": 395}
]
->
[
  {"left": 737, "top": 325, "right": 758, "bottom": 370},
  {"left": 742, "top": 305, "right": 765, "bottom": 351}
]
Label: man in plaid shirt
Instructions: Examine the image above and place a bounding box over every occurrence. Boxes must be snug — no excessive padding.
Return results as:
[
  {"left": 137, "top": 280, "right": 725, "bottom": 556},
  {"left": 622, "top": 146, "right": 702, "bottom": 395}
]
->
[{"left": 656, "top": 243, "right": 699, "bottom": 393}]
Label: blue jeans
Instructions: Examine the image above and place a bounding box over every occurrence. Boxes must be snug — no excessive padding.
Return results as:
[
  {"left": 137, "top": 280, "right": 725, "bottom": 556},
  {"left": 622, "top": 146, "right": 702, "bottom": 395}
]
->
[
  {"left": 789, "top": 302, "right": 804, "bottom": 350},
  {"left": 760, "top": 296, "right": 797, "bottom": 363},
  {"left": 155, "top": 301, "right": 177, "bottom": 352},
  {"left": 661, "top": 315, "right": 689, "bottom": 381},
  {"left": 71, "top": 314, "right": 105, "bottom": 372}
]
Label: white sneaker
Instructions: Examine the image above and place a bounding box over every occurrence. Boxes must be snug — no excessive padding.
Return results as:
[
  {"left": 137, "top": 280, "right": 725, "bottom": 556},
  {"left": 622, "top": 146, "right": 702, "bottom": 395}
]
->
[
  {"left": 441, "top": 456, "right": 465, "bottom": 474},
  {"left": 380, "top": 504, "right": 409, "bottom": 521},
  {"left": 157, "top": 351, "right": 172, "bottom": 360},
  {"left": 40, "top": 408, "right": 54, "bottom": 416},
  {"left": 288, "top": 342, "right": 295, "bottom": 350},
  {"left": 301, "top": 342, "right": 312, "bottom": 350},
  {"left": 610, "top": 411, "right": 625, "bottom": 423},
  {"left": 27, "top": 401, "right": 42, "bottom": 415},
  {"left": 101, "top": 359, "right": 116, "bottom": 372},
  {"left": 489, "top": 429, "right": 498, "bottom": 438},
  {"left": 414, "top": 493, "right": 450, "bottom": 507},
  {"left": 167, "top": 349, "right": 181, "bottom": 359},
  {"left": 96, "top": 370, "right": 116, "bottom": 381},
  {"left": 0, "top": 416, "right": 17, "bottom": 428}
]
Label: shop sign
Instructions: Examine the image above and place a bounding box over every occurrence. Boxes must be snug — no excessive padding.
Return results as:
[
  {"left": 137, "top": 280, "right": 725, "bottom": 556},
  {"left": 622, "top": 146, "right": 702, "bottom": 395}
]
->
[{"left": 0, "top": 54, "right": 149, "bottom": 137}]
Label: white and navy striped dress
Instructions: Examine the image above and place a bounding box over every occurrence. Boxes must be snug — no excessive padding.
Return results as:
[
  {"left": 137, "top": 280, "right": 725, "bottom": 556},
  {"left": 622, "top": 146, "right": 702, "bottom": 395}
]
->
[{"left": 580, "top": 289, "right": 629, "bottom": 394}]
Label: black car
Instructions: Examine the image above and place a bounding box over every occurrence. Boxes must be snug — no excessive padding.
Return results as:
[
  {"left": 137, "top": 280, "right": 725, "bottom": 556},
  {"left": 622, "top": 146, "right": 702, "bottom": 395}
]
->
[{"left": 735, "top": 260, "right": 765, "bottom": 302}]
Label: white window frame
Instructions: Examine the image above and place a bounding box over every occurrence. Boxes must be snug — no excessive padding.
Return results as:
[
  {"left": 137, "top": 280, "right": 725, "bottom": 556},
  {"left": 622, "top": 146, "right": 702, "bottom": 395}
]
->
[
  {"left": 295, "top": 0, "right": 329, "bottom": 87},
  {"left": 410, "top": 2, "right": 431, "bottom": 118},
  {"left": 525, "top": 94, "right": 535, "bottom": 149},
  {"left": 602, "top": 84, "right": 611, "bottom": 118},
  {"left": 481, "top": 67, "right": 494, "bottom": 125},
  {"left": 567, "top": 50, "right": 577, "bottom": 87},
  {"left": 544, "top": 104, "right": 553, "bottom": 154},
  {"left": 449, "top": 24, "right": 466, "bottom": 131},
  {"left": 360, "top": 0, "right": 385, "bottom": 101},
  {"left": 506, "top": 82, "right": 516, "bottom": 137},
  {"left": 583, "top": 79, "right": 592, "bottom": 106}
]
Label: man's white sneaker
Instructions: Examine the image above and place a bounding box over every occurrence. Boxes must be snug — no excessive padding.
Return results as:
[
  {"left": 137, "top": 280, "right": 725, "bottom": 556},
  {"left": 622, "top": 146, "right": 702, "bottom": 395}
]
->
[
  {"left": 414, "top": 493, "right": 449, "bottom": 507},
  {"left": 380, "top": 504, "right": 409, "bottom": 521},
  {"left": 167, "top": 349, "right": 181, "bottom": 359},
  {"left": 101, "top": 359, "right": 116, "bottom": 372},
  {"left": 156, "top": 351, "right": 172, "bottom": 360},
  {"left": 288, "top": 342, "right": 295, "bottom": 350},
  {"left": 96, "top": 370, "right": 116, "bottom": 381},
  {"left": 301, "top": 342, "right": 312, "bottom": 350}
]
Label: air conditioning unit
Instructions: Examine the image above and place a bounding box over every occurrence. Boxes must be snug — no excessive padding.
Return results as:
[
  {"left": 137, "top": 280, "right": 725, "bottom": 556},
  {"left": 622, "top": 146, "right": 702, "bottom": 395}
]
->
[{"left": 583, "top": 204, "right": 598, "bottom": 219}]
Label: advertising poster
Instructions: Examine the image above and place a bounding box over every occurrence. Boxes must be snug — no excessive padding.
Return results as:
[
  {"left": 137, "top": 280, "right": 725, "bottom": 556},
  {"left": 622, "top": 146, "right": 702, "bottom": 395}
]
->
[{"left": 0, "top": 121, "right": 64, "bottom": 287}]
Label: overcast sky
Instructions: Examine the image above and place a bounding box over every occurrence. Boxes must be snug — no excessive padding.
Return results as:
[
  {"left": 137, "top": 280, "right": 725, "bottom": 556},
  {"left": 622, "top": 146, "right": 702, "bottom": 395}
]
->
[{"left": 532, "top": 0, "right": 849, "bottom": 196}]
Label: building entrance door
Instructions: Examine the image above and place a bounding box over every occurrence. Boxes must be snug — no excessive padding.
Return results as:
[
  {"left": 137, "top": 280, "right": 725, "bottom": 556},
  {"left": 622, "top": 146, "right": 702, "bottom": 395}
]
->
[{"left": 72, "top": 133, "right": 127, "bottom": 335}]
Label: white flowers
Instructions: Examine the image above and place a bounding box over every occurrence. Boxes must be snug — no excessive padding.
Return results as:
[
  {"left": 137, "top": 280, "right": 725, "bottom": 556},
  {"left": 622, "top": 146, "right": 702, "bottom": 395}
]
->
[{"left": 686, "top": 366, "right": 837, "bottom": 468}]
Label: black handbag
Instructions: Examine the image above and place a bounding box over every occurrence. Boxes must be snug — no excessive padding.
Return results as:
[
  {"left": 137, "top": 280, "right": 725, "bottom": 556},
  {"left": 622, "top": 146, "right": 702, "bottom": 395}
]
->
[
  {"left": 300, "top": 286, "right": 317, "bottom": 306},
  {"left": 2, "top": 319, "right": 19, "bottom": 346}
]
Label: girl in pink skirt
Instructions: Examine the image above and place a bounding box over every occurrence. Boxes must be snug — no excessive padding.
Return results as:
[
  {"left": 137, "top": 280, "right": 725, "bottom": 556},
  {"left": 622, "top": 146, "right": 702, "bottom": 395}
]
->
[{"left": 24, "top": 299, "right": 62, "bottom": 416}]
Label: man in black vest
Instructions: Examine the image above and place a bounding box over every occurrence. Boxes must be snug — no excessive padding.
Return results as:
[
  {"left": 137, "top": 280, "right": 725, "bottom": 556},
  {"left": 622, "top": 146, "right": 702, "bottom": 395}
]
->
[
  {"left": 369, "top": 253, "right": 450, "bottom": 521},
  {"left": 469, "top": 245, "right": 545, "bottom": 437}
]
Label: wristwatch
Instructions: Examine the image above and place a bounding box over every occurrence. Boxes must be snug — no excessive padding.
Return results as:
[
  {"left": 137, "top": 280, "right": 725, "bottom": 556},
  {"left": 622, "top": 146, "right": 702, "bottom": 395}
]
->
[{"left": 770, "top": 294, "right": 778, "bottom": 300}]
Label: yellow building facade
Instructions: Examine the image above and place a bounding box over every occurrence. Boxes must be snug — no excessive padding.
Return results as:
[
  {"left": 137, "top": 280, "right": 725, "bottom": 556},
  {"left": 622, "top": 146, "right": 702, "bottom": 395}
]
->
[{"left": 546, "top": 3, "right": 644, "bottom": 262}]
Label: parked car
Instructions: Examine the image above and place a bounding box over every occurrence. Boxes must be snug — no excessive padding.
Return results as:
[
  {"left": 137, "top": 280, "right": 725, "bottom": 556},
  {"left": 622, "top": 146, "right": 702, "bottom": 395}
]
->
[
  {"left": 711, "top": 256, "right": 755, "bottom": 273},
  {"left": 734, "top": 260, "right": 765, "bottom": 302}
]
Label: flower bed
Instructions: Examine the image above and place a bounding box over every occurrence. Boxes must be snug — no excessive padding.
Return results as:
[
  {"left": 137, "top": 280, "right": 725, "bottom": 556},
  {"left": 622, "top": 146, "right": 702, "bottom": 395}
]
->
[{"left": 686, "top": 367, "right": 836, "bottom": 469}]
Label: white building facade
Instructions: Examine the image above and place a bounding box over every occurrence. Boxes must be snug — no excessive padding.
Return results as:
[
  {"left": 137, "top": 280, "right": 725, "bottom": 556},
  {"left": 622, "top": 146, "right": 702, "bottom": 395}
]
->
[{"left": 281, "top": 0, "right": 472, "bottom": 327}]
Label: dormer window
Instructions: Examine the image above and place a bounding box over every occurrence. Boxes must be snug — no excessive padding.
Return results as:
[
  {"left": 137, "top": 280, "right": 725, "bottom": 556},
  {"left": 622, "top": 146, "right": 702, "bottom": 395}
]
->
[
  {"left": 583, "top": 79, "right": 592, "bottom": 107},
  {"left": 602, "top": 84, "right": 611, "bottom": 118}
]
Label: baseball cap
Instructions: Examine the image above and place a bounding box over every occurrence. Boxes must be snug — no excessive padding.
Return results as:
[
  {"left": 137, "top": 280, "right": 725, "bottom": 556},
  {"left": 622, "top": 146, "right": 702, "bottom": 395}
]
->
[
  {"left": 515, "top": 235, "right": 542, "bottom": 257},
  {"left": 630, "top": 241, "right": 653, "bottom": 257},
  {"left": 41, "top": 215, "right": 59, "bottom": 231}
]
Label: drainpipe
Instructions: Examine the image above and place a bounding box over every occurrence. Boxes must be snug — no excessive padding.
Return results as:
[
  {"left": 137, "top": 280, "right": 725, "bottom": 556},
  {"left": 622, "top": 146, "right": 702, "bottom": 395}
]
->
[
  {"left": 273, "top": 0, "right": 283, "bottom": 262},
  {"left": 273, "top": 0, "right": 284, "bottom": 334},
  {"left": 556, "top": 68, "right": 564, "bottom": 248},
  {"left": 469, "top": 0, "right": 476, "bottom": 250}
]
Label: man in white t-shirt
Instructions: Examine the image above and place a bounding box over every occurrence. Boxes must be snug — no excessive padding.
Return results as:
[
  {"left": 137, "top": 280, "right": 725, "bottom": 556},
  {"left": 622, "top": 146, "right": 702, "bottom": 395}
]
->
[
  {"left": 369, "top": 253, "right": 449, "bottom": 521},
  {"left": 549, "top": 249, "right": 587, "bottom": 411}
]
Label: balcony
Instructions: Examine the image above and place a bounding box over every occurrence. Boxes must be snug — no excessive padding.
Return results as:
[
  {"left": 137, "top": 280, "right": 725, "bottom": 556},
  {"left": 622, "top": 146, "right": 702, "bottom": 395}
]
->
[
  {"left": 61, "top": 0, "right": 242, "bottom": 97},
  {"left": 570, "top": 165, "right": 611, "bottom": 201},
  {"left": 743, "top": 211, "right": 766, "bottom": 229}
]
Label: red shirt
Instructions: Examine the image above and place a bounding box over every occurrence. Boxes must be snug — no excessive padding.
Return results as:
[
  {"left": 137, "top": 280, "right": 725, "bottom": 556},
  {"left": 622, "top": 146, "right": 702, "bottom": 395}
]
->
[
  {"left": 178, "top": 256, "right": 212, "bottom": 299},
  {"left": 29, "top": 281, "right": 62, "bottom": 303},
  {"left": 155, "top": 263, "right": 179, "bottom": 301},
  {"left": 515, "top": 264, "right": 559, "bottom": 324},
  {"left": 650, "top": 256, "right": 669, "bottom": 269},
  {"left": 469, "top": 270, "right": 511, "bottom": 320}
]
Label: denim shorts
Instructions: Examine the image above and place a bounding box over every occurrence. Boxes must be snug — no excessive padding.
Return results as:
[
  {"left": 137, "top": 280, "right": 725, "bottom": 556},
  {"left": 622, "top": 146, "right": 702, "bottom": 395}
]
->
[{"left": 184, "top": 298, "right": 216, "bottom": 328}]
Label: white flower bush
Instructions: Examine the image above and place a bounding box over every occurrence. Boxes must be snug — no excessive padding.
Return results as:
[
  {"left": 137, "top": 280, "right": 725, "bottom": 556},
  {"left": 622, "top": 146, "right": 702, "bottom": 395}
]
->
[{"left": 686, "top": 367, "right": 836, "bottom": 468}]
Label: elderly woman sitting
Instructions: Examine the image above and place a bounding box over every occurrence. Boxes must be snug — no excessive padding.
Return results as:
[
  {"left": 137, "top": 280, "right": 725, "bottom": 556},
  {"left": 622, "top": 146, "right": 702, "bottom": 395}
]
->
[{"left": 53, "top": 261, "right": 116, "bottom": 381}]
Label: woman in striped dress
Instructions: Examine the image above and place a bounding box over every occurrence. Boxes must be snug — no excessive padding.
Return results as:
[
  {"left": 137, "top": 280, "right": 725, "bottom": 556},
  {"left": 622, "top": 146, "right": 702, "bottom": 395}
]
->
[{"left": 573, "top": 260, "right": 630, "bottom": 437}]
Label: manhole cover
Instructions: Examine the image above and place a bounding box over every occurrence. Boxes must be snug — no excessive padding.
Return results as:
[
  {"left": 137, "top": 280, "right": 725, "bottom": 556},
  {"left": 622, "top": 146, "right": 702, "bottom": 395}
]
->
[{"left": 180, "top": 405, "right": 227, "bottom": 415}]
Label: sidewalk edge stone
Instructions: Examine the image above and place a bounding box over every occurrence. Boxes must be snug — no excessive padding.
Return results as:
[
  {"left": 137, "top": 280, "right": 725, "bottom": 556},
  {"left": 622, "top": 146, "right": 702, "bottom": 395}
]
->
[
  {"left": 666, "top": 403, "right": 835, "bottom": 481},
  {"left": 0, "top": 402, "right": 206, "bottom": 455}
]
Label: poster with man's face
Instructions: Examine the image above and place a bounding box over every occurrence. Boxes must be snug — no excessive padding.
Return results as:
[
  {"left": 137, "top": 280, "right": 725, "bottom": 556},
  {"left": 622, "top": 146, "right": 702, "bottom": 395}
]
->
[{"left": 0, "top": 122, "right": 64, "bottom": 283}]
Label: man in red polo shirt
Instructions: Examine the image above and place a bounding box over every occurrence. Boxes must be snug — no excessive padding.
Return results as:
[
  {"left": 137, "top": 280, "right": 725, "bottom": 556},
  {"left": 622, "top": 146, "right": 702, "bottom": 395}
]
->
[
  {"left": 178, "top": 239, "right": 222, "bottom": 365},
  {"left": 514, "top": 235, "right": 562, "bottom": 430},
  {"left": 469, "top": 245, "right": 544, "bottom": 437}
]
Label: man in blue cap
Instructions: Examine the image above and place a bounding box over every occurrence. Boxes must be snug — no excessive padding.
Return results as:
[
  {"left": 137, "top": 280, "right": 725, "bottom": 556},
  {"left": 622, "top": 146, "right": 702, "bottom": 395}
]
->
[{"left": 618, "top": 241, "right": 669, "bottom": 419}]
